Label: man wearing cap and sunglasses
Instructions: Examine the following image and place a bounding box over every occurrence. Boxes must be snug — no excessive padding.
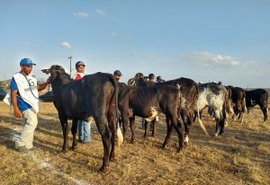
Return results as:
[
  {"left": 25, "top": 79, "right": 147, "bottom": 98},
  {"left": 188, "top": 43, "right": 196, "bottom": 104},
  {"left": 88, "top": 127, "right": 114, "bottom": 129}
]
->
[
  {"left": 73, "top": 61, "right": 92, "bottom": 143},
  {"left": 5, "top": 58, "right": 49, "bottom": 153}
]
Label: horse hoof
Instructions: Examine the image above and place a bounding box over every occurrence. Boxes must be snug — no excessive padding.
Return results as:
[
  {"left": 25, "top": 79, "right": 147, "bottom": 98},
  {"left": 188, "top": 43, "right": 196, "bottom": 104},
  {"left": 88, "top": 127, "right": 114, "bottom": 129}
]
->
[
  {"left": 61, "top": 149, "right": 68, "bottom": 153},
  {"left": 99, "top": 165, "right": 108, "bottom": 173},
  {"left": 177, "top": 147, "right": 184, "bottom": 152},
  {"left": 110, "top": 154, "right": 116, "bottom": 161},
  {"left": 162, "top": 143, "right": 167, "bottom": 149}
]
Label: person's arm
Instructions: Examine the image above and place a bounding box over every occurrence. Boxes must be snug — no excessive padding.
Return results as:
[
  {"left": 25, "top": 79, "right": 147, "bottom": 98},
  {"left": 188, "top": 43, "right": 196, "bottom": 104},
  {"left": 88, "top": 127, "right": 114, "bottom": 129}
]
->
[
  {"left": 11, "top": 89, "right": 23, "bottom": 118},
  {"left": 37, "top": 76, "right": 51, "bottom": 91},
  {"left": 37, "top": 82, "right": 48, "bottom": 91}
]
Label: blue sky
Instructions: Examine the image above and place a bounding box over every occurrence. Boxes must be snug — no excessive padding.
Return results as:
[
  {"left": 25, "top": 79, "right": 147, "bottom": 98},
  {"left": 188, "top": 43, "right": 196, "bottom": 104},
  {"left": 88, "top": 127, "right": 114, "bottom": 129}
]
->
[{"left": 1, "top": 0, "right": 269, "bottom": 88}]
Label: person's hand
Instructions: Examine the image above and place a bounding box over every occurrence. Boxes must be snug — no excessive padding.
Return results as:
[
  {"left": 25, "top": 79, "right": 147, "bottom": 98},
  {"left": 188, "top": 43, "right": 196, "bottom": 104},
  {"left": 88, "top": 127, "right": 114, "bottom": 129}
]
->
[{"left": 14, "top": 107, "right": 23, "bottom": 118}]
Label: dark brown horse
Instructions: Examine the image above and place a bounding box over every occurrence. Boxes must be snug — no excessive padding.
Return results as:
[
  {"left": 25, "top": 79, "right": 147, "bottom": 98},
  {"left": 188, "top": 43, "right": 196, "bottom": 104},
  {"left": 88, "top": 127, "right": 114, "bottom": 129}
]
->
[{"left": 42, "top": 65, "right": 120, "bottom": 172}]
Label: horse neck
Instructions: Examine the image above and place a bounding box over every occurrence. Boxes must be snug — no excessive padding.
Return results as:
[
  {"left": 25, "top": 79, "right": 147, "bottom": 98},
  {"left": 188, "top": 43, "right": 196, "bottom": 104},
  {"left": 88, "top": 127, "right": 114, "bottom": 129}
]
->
[
  {"left": 60, "top": 73, "right": 72, "bottom": 85},
  {"left": 51, "top": 73, "right": 72, "bottom": 91}
]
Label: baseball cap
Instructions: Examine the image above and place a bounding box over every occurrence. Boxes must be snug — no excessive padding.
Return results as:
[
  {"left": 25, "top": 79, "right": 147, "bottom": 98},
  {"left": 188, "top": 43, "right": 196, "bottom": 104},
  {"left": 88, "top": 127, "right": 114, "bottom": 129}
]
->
[
  {"left": 20, "top": 58, "right": 36, "bottom": 66},
  {"left": 113, "top": 70, "right": 122, "bottom": 76},
  {"left": 75, "top": 61, "right": 85, "bottom": 67}
]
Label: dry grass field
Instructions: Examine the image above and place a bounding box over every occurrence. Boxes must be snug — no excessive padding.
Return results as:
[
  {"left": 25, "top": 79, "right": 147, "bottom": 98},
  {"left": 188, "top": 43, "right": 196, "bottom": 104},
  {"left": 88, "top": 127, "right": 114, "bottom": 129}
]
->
[{"left": 0, "top": 101, "right": 270, "bottom": 185}]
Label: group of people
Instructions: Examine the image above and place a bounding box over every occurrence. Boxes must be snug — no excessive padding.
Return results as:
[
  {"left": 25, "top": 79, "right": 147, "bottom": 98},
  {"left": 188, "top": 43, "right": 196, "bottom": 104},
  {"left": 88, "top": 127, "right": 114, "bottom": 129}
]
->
[
  {"left": 4, "top": 58, "right": 123, "bottom": 153},
  {"left": 141, "top": 73, "right": 164, "bottom": 129},
  {"left": 142, "top": 73, "right": 165, "bottom": 83}
]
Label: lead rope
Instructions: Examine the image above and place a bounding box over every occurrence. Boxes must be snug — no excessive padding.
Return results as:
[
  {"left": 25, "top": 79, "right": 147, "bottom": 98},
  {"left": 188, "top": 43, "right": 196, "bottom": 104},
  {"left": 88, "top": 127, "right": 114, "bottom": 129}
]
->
[{"left": 23, "top": 74, "right": 39, "bottom": 100}]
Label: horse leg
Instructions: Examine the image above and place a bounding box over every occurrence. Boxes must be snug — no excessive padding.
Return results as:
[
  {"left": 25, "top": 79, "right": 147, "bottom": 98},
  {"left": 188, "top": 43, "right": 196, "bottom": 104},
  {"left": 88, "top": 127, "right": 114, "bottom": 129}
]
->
[
  {"left": 130, "top": 116, "right": 136, "bottom": 143},
  {"left": 71, "top": 119, "right": 78, "bottom": 150},
  {"left": 95, "top": 116, "right": 111, "bottom": 172},
  {"left": 171, "top": 115, "right": 184, "bottom": 152},
  {"left": 151, "top": 118, "right": 156, "bottom": 137},
  {"left": 60, "top": 115, "right": 68, "bottom": 152},
  {"left": 144, "top": 120, "right": 149, "bottom": 138},
  {"left": 162, "top": 116, "right": 173, "bottom": 149},
  {"left": 215, "top": 110, "right": 225, "bottom": 136},
  {"left": 181, "top": 112, "right": 192, "bottom": 144},
  {"left": 109, "top": 118, "right": 116, "bottom": 161},
  {"left": 121, "top": 112, "right": 129, "bottom": 141},
  {"left": 261, "top": 106, "right": 268, "bottom": 122}
]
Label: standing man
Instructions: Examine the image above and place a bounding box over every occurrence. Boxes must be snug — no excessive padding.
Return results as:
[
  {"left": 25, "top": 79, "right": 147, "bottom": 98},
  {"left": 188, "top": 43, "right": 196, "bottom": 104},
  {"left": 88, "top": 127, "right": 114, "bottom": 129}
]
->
[
  {"left": 73, "top": 61, "right": 91, "bottom": 143},
  {"left": 7, "top": 58, "right": 49, "bottom": 152},
  {"left": 113, "top": 70, "right": 123, "bottom": 130},
  {"left": 148, "top": 73, "right": 155, "bottom": 83},
  {"left": 145, "top": 73, "right": 157, "bottom": 129},
  {"left": 113, "top": 70, "right": 122, "bottom": 82},
  {"left": 141, "top": 73, "right": 156, "bottom": 129}
]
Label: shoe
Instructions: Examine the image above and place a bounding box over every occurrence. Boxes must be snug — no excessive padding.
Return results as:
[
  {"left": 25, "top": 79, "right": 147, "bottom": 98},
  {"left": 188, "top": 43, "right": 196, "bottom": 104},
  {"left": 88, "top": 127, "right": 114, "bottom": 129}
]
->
[
  {"left": 15, "top": 146, "right": 28, "bottom": 153},
  {"left": 78, "top": 139, "right": 90, "bottom": 144}
]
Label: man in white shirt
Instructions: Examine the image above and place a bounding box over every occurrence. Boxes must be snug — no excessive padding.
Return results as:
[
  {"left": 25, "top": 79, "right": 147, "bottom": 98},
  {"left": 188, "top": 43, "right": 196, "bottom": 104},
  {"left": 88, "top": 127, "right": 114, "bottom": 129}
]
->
[{"left": 8, "top": 58, "right": 48, "bottom": 152}]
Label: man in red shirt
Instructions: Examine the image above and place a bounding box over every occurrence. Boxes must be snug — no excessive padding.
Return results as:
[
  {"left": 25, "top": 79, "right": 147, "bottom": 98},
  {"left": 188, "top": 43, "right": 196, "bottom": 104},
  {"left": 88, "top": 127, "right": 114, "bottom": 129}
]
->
[{"left": 73, "top": 61, "right": 91, "bottom": 143}]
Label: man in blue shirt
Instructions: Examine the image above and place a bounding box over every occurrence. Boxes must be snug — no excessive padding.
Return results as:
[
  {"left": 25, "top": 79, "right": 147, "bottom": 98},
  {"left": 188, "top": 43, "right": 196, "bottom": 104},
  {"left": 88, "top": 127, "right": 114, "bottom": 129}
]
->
[{"left": 8, "top": 58, "right": 49, "bottom": 153}]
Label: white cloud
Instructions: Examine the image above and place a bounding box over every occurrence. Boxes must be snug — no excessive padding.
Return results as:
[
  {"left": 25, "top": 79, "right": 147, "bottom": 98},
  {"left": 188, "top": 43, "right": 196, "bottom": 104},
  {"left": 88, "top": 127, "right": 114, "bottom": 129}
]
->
[
  {"left": 61, "top": 42, "right": 71, "bottom": 49},
  {"left": 184, "top": 51, "right": 242, "bottom": 67},
  {"left": 73, "top": 12, "right": 89, "bottom": 17},
  {"left": 96, "top": 9, "right": 107, "bottom": 16}
]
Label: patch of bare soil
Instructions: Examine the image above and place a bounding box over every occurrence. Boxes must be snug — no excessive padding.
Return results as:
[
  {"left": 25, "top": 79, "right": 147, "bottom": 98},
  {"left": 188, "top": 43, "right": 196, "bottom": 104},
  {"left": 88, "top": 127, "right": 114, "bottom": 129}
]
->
[{"left": 0, "top": 101, "right": 269, "bottom": 185}]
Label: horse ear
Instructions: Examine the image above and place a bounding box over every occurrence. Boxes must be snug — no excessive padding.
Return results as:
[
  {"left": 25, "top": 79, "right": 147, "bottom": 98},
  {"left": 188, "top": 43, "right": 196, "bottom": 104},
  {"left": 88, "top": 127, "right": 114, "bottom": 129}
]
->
[{"left": 41, "top": 68, "right": 50, "bottom": 74}]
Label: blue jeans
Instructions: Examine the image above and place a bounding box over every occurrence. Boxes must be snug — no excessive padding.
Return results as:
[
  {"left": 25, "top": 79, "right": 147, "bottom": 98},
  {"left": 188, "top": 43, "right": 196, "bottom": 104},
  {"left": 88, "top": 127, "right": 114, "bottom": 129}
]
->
[
  {"left": 77, "top": 120, "right": 91, "bottom": 142},
  {"left": 141, "top": 118, "right": 145, "bottom": 129}
]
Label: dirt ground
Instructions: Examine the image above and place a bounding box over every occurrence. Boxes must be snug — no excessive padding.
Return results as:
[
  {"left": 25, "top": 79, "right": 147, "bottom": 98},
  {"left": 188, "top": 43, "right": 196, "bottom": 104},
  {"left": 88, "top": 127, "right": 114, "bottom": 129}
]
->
[{"left": 0, "top": 101, "right": 270, "bottom": 185}]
